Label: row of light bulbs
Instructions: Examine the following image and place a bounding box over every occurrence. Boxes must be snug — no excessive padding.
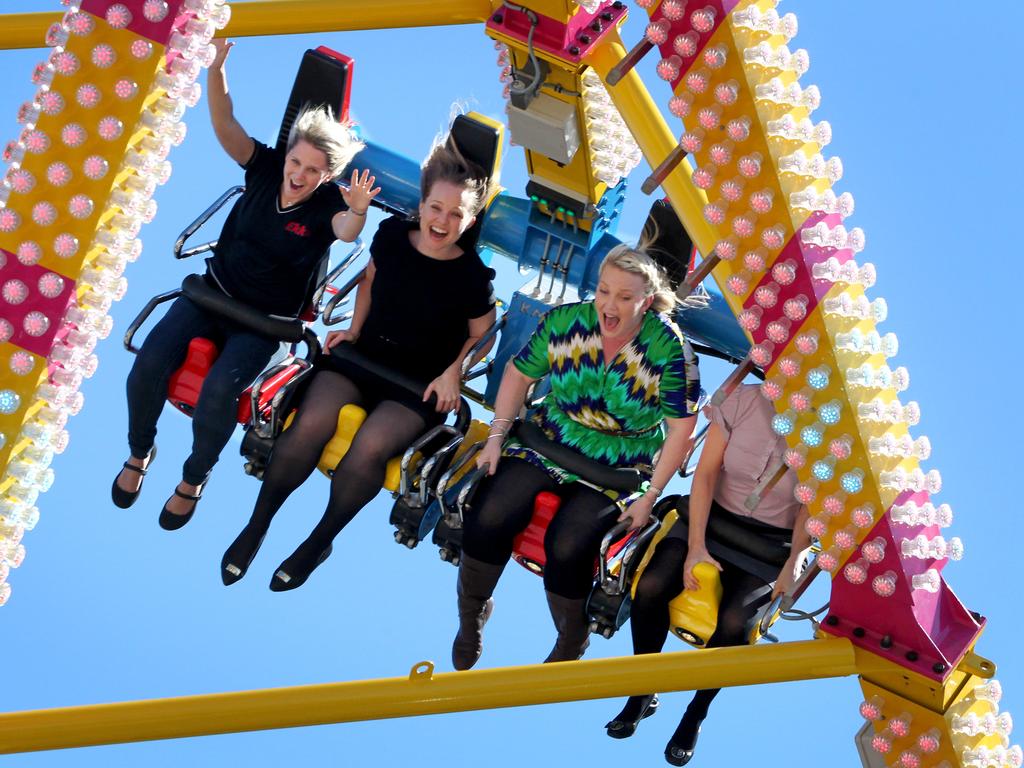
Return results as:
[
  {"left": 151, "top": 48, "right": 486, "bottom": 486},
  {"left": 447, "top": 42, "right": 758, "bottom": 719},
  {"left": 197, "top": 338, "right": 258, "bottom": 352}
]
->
[{"left": 0, "top": 0, "right": 230, "bottom": 606}]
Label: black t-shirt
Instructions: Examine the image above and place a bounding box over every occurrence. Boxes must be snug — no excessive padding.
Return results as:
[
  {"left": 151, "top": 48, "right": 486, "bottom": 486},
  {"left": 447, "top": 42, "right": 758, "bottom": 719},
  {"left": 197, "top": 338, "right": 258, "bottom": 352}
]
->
[
  {"left": 205, "top": 140, "right": 347, "bottom": 317},
  {"left": 355, "top": 216, "right": 496, "bottom": 381}
]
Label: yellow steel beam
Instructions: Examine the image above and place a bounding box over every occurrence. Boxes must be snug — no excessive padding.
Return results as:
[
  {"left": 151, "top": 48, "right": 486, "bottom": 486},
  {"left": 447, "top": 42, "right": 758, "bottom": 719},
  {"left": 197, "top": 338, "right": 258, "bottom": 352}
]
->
[
  {"left": 0, "top": 0, "right": 497, "bottom": 51},
  {"left": 0, "top": 638, "right": 856, "bottom": 754},
  {"left": 583, "top": 35, "right": 719, "bottom": 259}
]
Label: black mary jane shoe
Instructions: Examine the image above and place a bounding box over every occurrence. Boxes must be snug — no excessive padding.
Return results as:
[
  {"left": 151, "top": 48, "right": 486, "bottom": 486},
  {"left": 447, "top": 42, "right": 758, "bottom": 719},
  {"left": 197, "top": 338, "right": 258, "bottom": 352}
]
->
[
  {"left": 605, "top": 694, "right": 659, "bottom": 740},
  {"left": 269, "top": 544, "right": 334, "bottom": 592},
  {"left": 664, "top": 725, "right": 701, "bottom": 767},
  {"left": 111, "top": 447, "right": 157, "bottom": 510},
  {"left": 158, "top": 485, "right": 203, "bottom": 531}
]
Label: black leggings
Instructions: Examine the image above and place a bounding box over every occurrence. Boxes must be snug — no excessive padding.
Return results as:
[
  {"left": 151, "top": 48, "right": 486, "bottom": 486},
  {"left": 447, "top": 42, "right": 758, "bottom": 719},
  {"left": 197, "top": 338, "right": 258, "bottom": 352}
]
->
[
  {"left": 126, "top": 296, "right": 281, "bottom": 485},
  {"left": 245, "top": 370, "right": 429, "bottom": 550},
  {"left": 462, "top": 457, "right": 620, "bottom": 599},
  {"left": 629, "top": 510, "right": 774, "bottom": 723}
]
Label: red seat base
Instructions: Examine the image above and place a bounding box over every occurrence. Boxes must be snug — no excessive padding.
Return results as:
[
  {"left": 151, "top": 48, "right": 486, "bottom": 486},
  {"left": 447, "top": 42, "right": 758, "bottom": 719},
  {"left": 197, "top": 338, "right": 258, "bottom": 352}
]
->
[
  {"left": 166, "top": 336, "right": 301, "bottom": 424},
  {"left": 511, "top": 491, "right": 638, "bottom": 577}
]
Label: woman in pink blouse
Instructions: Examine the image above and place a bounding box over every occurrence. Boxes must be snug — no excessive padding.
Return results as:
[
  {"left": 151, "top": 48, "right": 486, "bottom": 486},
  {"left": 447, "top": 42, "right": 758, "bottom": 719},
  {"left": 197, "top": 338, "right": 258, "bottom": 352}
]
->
[{"left": 604, "top": 383, "right": 811, "bottom": 766}]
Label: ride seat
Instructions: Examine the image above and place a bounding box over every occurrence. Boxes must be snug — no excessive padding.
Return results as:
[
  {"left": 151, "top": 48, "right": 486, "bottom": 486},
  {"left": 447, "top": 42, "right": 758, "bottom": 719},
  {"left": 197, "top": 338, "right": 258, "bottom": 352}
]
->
[
  {"left": 512, "top": 491, "right": 561, "bottom": 574},
  {"left": 511, "top": 491, "right": 638, "bottom": 577},
  {"left": 282, "top": 404, "right": 413, "bottom": 493},
  {"left": 631, "top": 497, "right": 792, "bottom": 648},
  {"left": 168, "top": 338, "right": 219, "bottom": 416},
  {"left": 166, "top": 337, "right": 303, "bottom": 424}
]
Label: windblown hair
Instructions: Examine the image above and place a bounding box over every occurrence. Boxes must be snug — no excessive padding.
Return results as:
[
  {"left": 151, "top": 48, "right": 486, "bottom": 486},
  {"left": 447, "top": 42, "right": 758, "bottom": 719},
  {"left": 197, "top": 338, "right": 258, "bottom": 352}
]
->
[
  {"left": 420, "top": 136, "right": 492, "bottom": 216},
  {"left": 286, "top": 105, "right": 364, "bottom": 179},
  {"left": 600, "top": 239, "right": 678, "bottom": 314}
]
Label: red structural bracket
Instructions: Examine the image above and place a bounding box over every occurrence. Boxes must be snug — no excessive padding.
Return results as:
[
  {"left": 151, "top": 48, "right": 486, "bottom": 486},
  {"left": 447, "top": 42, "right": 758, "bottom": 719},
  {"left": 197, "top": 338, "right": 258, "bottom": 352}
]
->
[
  {"left": 0, "top": 248, "right": 76, "bottom": 359},
  {"left": 822, "top": 490, "right": 983, "bottom": 681},
  {"left": 486, "top": 1, "right": 629, "bottom": 64},
  {"left": 646, "top": 0, "right": 742, "bottom": 91},
  {"left": 81, "top": 0, "right": 189, "bottom": 47},
  {"left": 741, "top": 212, "right": 851, "bottom": 369}
]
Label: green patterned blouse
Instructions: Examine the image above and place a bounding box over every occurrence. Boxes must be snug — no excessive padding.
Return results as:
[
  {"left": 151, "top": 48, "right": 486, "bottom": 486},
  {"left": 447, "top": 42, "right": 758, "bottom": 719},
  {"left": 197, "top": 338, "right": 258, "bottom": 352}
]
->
[{"left": 507, "top": 301, "right": 701, "bottom": 495}]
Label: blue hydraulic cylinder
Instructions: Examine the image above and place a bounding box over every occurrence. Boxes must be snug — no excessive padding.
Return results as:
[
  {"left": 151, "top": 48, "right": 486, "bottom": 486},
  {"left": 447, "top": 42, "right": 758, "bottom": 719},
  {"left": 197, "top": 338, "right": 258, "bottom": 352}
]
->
[{"left": 349, "top": 141, "right": 421, "bottom": 216}]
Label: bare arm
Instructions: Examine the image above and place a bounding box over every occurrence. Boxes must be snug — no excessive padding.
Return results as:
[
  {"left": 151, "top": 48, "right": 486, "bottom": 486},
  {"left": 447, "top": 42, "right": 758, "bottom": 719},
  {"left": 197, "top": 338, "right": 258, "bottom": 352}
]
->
[
  {"left": 422, "top": 307, "right": 498, "bottom": 413},
  {"left": 773, "top": 505, "right": 812, "bottom": 598},
  {"left": 619, "top": 415, "right": 697, "bottom": 530},
  {"left": 682, "top": 421, "right": 728, "bottom": 590},
  {"left": 324, "top": 260, "right": 374, "bottom": 349},
  {"left": 206, "top": 40, "right": 254, "bottom": 166},
  {"left": 476, "top": 362, "right": 536, "bottom": 473},
  {"left": 332, "top": 170, "right": 381, "bottom": 243}
]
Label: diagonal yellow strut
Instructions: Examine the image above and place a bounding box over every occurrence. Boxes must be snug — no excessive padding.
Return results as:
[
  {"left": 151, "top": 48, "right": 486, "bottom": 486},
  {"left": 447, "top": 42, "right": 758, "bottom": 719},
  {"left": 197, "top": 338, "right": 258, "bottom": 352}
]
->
[
  {"left": 0, "top": 638, "right": 856, "bottom": 754},
  {"left": 0, "top": 0, "right": 498, "bottom": 50}
]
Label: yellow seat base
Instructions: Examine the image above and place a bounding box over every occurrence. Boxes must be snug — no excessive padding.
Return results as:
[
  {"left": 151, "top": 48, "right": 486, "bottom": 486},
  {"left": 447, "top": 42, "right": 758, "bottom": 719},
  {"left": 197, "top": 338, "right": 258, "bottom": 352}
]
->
[
  {"left": 284, "top": 404, "right": 410, "bottom": 493},
  {"left": 631, "top": 508, "right": 724, "bottom": 648}
]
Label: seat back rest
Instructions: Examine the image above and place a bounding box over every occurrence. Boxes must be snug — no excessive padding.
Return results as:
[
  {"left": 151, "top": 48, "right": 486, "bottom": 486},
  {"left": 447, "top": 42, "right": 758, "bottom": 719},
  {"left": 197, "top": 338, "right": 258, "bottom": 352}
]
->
[
  {"left": 168, "top": 338, "right": 219, "bottom": 414},
  {"left": 274, "top": 46, "right": 353, "bottom": 152},
  {"left": 515, "top": 420, "right": 642, "bottom": 494},
  {"left": 181, "top": 274, "right": 306, "bottom": 342},
  {"left": 511, "top": 491, "right": 561, "bottom": 575}
]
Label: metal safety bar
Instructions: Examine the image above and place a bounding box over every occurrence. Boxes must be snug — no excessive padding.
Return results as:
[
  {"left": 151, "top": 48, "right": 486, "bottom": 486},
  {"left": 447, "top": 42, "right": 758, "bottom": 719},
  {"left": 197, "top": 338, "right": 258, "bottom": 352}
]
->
[
  {"left": 596, "top": 512, "right": 662, "bottom": 596},
  {"left": 322, "top": 267, "right": 365, "bottom": 326},
  {"left": 397, "top": 422, "right": 462, "bottom": 500},
  {"left": 122, "top": 289, "right": 182, "bottom": 354},
  {"left": 173, "top": 186, "right": 244, "bottom": 260},
  {"left": 310, "top": 239, "right": 366, "bottom": 312}
]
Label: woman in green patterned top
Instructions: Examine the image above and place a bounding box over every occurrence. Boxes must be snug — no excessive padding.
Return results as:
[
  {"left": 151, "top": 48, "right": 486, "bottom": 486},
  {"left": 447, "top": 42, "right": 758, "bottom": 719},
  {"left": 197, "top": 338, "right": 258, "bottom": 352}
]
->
[{"left": 451, "top": 244, "right": 701, "bottom": 671}]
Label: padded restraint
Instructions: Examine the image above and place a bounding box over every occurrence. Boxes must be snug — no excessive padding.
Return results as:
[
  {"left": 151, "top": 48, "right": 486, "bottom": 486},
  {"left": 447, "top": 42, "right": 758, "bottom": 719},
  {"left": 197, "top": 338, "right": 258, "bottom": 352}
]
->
[
  {"left": 329, "top": 344, "right": 471, "bottom": 434},
  {"left": 181, "top": 274, "right": 306, "bottom": 343},
  {"left": 668, "top": 496, "right": 791, "bottom": 583},
  {"left": 514, "top": 420, "right": 643, "bottom": 494}
]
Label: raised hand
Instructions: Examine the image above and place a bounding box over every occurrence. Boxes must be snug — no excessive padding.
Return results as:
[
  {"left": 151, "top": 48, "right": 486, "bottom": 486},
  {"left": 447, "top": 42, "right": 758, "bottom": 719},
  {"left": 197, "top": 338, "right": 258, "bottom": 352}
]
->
[
  {"left": 342, "top": 169, "right": 382, "bottom": 214},
  {"left": 211, "top": 38, "right": 234, "bottom": 70}
]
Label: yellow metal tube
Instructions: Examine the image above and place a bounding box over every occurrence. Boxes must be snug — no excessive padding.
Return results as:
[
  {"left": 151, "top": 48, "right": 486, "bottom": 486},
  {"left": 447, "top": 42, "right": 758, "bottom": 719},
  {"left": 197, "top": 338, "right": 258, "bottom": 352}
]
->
[
  {"left": 583, "top": 36, "right": 719, "bottom": 258},
  {"left": 0, "top": 639, "right": 856, "bottom": 754},
  {"left": 0, "top": 0, "right": 497, "bottom": 51}
]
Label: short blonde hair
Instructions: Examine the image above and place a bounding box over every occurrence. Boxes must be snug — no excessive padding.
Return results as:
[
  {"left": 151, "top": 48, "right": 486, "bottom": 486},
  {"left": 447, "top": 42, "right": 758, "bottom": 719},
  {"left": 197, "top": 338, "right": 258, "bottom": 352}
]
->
[
  {"left": 286, "top": 105, "right": 365, "bottom": 179},
  {"left": 600, "top": 243, "right": 677, "bottom": 314}
]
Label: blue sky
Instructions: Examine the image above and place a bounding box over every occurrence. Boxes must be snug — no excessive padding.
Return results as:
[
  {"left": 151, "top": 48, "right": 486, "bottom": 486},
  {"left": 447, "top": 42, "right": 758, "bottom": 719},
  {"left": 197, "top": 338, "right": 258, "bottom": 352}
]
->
[{"left": 1, "top": 2, "right": 1022, "bottom": 766}]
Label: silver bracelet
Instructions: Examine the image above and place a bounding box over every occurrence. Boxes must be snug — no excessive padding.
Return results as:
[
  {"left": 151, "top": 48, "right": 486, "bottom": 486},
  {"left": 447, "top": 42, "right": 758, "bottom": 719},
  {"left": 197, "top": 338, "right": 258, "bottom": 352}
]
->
[{"left": 645, "top": 483, "right": 664, "bottom": 499}]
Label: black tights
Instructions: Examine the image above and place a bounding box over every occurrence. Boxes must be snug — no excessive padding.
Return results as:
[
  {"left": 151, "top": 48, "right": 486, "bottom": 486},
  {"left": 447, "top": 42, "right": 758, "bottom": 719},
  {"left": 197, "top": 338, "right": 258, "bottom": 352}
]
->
[
  {"left": 462, "top": 458, "right": 621, "bottom": 599},
  {"left": 621, "top": 537, "right": 773, "bottom": 741},
  {"left": 232, "top": 371, "right": 428, "bottom": 573}
]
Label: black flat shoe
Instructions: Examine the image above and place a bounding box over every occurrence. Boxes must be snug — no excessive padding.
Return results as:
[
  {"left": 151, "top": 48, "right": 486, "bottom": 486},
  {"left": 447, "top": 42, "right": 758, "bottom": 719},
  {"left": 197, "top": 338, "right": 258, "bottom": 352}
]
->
[
  {"left": 159, "top": 486, "right": 203, "bottom": 531},
  {"left": 605, "top": 694, "right": 659, "bottom": 739},
  {"left": 221, "top": 524, "right": 268, "bottom": 586},
  {"left": 111, "top": 447, "right": 157, "bottom": 509},
  {"left": 665, "top": 725, "right": 701, "bottom": 766},
  {"left": 269, "top": 544, "right": 333, "bottom": 592}
]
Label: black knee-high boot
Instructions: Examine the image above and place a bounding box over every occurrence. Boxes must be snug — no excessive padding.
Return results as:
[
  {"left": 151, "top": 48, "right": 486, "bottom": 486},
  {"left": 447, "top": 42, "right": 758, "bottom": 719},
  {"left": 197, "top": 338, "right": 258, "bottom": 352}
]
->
[{"left": 452, "top": 555, "right": 505, "bottom": 670}]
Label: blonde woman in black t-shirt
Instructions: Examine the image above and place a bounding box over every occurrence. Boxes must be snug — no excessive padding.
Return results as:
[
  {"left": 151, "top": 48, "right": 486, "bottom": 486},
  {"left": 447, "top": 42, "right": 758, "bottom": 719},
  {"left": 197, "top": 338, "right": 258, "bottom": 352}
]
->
[
  {"left": 221, "top": 140, "right": 498, "bottom": 591},
  {"left": 112, "top": 40, "right": 380, "bottom": 530}
]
